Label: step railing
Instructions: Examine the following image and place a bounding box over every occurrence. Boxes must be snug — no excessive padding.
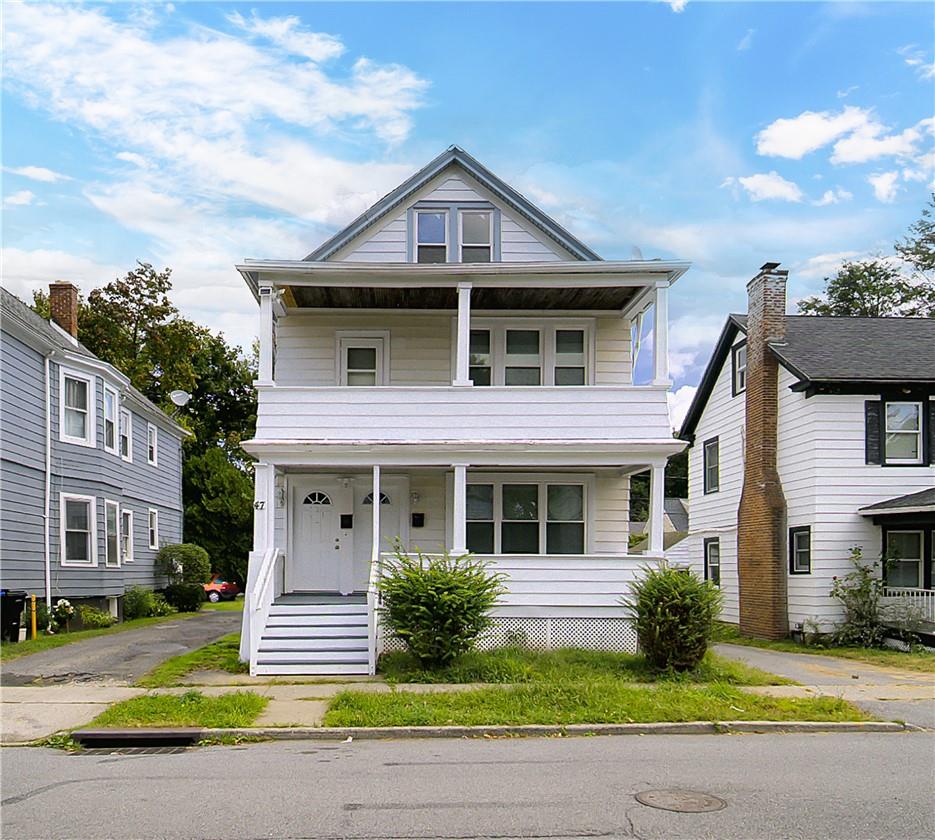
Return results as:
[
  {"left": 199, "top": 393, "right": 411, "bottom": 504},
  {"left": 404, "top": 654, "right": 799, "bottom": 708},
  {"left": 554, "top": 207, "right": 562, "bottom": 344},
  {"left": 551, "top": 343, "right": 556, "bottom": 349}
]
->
[
  {"left": 249, "top": 546, "right": 282, "bottom": 675},
  {"left": 881, "top": 587, "right": 935, "bottom": 624}
]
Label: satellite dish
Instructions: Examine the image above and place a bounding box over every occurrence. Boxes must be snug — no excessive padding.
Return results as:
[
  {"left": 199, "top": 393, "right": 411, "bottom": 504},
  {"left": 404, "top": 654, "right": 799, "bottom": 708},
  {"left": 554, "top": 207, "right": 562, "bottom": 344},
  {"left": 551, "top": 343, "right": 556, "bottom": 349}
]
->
[{"left": 169, "top": 390, "right": 192, "bottom": 407}]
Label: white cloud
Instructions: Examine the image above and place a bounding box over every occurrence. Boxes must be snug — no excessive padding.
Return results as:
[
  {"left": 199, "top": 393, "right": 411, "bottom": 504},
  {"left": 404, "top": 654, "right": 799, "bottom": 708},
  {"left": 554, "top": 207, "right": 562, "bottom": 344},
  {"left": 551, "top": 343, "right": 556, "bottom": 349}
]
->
[
  {"left": 830, "top": 117, "right": 930, "bottom": 165},
  {"left": 3, "top": 189, "right": 35, "bottom": 206},
  {"left": 736, "top": 29, "right": 755, "bottom": 51},
  {"left": 730, "top": 172, "right": 804, "bottom": 203},
  {"left": 868, "top": 171, "right": 899, "bottom": 203},
  {"left": 1, "top": 248, "right": 123, "bottom": 300},
  {"left": 4, "top": 165, "right": 71, "bottom": 183},
  {"left": 836, "top": 85, "right": 859, "bottom": 99},
  {"left": 756, "top": 106, "right": 869, "bottom": 159},
  {"left": 794, "top": 251, "right": 861, "bottom": 280},
  {"left": 227, "top": 11, "right": 345, "bottom": 63},
  {"left": 666, "top": 0, "right": 688, "bottom": 11},
  {"left": 898, "top": 44, "right": 935, "bottom": 80},
  {"left": 812, "top": 187, "right": 853, "bottom": 206},
  {"left": 667, "top": 385, "right": 697, "bottom": 431},
  {"left": 115, "top": 152, "right": 150, "bottom": 169}
]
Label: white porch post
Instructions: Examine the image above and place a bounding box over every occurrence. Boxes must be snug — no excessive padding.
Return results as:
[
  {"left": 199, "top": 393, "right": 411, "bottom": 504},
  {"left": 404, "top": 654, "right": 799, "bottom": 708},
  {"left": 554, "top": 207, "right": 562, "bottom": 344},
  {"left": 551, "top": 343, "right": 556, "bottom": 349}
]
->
[
  {"left": 452, "top": 464, "right": 468, "bottom": 553},
  {"left": 371, "top": 465, "right": 381, "bottom": 566},
  {"left": 453, "top": 283, "right": 472, "bottom": 386},
  {"left": 240, "top": 462, "right": 275, "bottom": 661},
  {"left": 648, "top": 462, "right": 666, "bottom": 556},
  {"left": 652, "top": 283, "right": 670, "bottom": 387},
  {"left": 258, "top": 285, "right": 275, "bottom": 384}
]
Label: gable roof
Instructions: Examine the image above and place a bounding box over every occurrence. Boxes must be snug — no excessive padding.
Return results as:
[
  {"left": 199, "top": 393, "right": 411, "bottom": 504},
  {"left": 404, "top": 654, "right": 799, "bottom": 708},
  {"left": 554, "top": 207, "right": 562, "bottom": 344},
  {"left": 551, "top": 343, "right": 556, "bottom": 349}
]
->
[
  {"left": 303, "top": 145, "right": 601, "bottom": 262},
  {"left": 679, "top": 313, "right": 935, "bottom": 441},
  {"left": 0, "top": 286, "right": 187, "bottom": 436}
]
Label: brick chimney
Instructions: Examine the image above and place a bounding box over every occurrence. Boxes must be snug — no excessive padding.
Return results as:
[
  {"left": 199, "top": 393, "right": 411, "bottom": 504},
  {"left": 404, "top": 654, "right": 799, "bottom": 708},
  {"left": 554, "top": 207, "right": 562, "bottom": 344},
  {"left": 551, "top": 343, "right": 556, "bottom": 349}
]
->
[
  {"left": 737, "top": 262, "right": 789, "bottom": 639},
  {"left": 49, "top": 282, "right": 79, "bottom": 337}
]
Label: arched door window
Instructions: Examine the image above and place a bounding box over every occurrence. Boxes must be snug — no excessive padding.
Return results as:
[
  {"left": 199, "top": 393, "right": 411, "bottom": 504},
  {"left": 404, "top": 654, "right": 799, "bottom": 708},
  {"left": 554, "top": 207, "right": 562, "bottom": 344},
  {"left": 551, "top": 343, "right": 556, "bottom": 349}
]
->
[
  {"left": 362, "top": 492, "right": 391, "bottom": 505},
  {"left": 303, "top": 491, "right": 332, "bottom": 506}
]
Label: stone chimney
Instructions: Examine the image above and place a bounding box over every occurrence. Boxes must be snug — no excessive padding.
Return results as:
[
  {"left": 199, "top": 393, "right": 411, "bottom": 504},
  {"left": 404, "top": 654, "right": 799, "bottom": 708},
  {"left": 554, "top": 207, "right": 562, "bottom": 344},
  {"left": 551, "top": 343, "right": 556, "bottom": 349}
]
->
[
  {"left": 737, "top": 262, "right": 789, "bottom": 639},
  {"left": 49, "top": 282, "right": 79, "bottom": 338}
]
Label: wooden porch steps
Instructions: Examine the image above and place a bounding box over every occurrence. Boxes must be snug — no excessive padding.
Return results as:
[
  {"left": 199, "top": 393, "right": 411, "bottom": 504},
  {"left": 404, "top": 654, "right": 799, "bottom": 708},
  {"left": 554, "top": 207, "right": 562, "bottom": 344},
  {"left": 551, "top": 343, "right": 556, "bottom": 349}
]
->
[{"left": 254, "top": 596, "right": 370, "bottom": 676}]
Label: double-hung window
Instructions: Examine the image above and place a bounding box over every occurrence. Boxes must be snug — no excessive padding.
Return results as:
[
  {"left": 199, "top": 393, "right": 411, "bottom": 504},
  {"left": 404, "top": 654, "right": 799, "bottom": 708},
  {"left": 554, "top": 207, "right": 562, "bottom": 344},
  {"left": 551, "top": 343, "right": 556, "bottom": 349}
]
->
[
  {"left": 119, "top": 409, "right": 132, "bottom": 461},
  {"left": 554, "top": 330, "right": 586, "bottom": 385},
  {"left": 61, "top": 494, "right": 96, "bottom": 566},
  {"left": 104, "top": 500, "right": 120, "bottom": 568},
  {"left": 147, "top": 423, "right": 158, "bottom": 465},
  {"left": 732, "top": 343, "right": 747, "bottom": 396},
  {"left": 884, "top": 402, "right": 923, "bottom": 464},
  {"left": 103, "top": 386, "right": 119, "bottom": 455},
  {"left": 469, "top": 330, "right": 492, "bottom": 386},
  {"left": 546, "top": 485, "right": 585, "bottom": 554},
  {"left": 148, "top": 509, "right": 160, "bottom": 549},
  {"left": 703, "top": 438, "right": 720, "bottom": 494},
  {"left": 459, "top": 210, "right": 492, "bottom": 263},
  {"left": 61, "top": 369, "right": 94, "bottom": 446},
  {"left": 504, "top": 330, "right": 541, "bottom": 386},
  {"left": 416, "top": 211, "right": 447, "bottom": 263},
  {"left": 789, "top": 526, "right": 811, "bottom": 574},
  {"left": 466, "top": 484, "right": 495, "bottom": 554},
  {"left": 121, "top": 509, "right": 134, "bottom": 563},
  {"left": 501, "top": 484, "right": 540, "bottom": 553},
  {"left": 704, "top": 538, "right": 720, "bottom": 586},
  {"left": 885, "top": 531, "right": 923, "bottom": 588}
]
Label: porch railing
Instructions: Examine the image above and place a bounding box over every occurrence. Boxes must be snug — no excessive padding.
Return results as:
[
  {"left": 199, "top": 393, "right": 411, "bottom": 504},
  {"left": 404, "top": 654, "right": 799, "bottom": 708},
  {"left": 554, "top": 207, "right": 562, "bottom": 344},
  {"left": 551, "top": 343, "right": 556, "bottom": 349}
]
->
[
  {"left": 881, "top": 587, "right": 935, "bottom": 624},
  {"left": 248, "top": 546, "right": 282, "bottom": 675}
]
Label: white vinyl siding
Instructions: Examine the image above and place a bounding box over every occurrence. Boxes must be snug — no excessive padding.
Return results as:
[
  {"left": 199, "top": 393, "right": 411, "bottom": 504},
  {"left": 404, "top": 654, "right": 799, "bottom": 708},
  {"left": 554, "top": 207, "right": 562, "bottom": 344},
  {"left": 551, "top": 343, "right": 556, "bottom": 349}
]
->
[
  {"left": 60, "top": 493, "right": 97, "bottom": 567},
  {"left": 59, "top": 367, "right": 95, "bottom": 447}
]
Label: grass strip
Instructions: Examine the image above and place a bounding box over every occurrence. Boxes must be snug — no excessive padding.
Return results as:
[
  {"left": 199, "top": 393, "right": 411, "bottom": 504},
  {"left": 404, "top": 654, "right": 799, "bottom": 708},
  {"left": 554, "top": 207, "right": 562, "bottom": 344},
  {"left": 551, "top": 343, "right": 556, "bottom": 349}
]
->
[
  {"left": 323, "top": 682, "right": 867, "bottom": 728},
  {"left": 202, "top": 599, "right": 245, "bottom": 612},
  {"left": 136, "top": 633, "right": 247, "bottom": 687},
  {"left": 0, "top": 613, "right": 197, "bottom": 662},
  {"left": 90, "top": 690, "right": 267, "bottom": 729},
  {"left": 715, "top": 625, "right": 935, "bottom": 673},
  {"left": 379, "top": 647, "right": 790, "bottom": 686}
]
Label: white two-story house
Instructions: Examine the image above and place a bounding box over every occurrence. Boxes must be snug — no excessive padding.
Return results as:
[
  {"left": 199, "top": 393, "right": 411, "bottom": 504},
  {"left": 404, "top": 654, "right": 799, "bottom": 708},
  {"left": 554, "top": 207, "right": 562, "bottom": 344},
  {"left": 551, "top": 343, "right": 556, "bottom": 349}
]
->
[
  {"left": 237, "top": 146, "right": 687, "bottom": 675},
  {"left": 670, "top": 263, "right": 935, "bottom": 639}
]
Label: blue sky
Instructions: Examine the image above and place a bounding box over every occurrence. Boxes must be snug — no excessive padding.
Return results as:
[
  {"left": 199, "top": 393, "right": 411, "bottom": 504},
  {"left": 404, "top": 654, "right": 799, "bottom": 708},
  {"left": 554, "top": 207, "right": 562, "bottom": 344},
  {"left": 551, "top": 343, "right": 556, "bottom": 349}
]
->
[{"left": 3, "top": 1, "right": 933, "bottom": 422}]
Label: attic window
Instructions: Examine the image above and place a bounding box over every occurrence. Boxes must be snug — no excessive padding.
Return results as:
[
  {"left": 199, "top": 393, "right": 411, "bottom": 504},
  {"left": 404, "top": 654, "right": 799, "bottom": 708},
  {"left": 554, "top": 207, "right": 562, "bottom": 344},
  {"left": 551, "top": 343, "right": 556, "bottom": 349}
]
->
[
  {"left": 460, "top": 211, "right": 492, "bottom": 263},
  {"left": 416, "top": 211, "right": 447, "bottom": 263}
]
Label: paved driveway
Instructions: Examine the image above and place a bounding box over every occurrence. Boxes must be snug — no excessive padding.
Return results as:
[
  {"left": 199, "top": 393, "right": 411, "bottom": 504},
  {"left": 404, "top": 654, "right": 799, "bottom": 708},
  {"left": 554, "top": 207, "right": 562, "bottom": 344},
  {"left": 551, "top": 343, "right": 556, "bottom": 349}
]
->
[
  {"left": 715, "top": 643, "right": 935, "bottom": 728},
  {"left": 0, "top": 610, "right": 241, "bottom": 687}
]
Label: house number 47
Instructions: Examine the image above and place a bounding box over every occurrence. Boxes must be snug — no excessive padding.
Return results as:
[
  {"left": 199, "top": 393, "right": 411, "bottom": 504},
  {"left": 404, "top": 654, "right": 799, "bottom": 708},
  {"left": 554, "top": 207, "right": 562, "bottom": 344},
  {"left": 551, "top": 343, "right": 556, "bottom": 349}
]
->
[{"left": 254, "top": 501, "right": 266, "bottom": 510}]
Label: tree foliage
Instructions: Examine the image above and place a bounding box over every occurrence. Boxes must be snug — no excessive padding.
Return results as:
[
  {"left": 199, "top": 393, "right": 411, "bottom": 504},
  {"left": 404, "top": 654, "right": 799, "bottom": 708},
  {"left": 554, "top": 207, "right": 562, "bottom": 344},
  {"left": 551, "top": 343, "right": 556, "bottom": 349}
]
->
[{"left": 895, "top": 193, "right": 935, "bottom": 278}]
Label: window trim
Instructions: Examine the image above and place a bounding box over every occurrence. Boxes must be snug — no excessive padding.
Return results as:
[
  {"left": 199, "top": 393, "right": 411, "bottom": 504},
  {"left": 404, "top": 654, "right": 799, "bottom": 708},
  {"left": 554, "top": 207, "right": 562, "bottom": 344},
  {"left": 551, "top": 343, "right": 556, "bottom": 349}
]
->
[
  {"left": 335, "top": 330, "right": 390, "bottom": 386},
  {"left": 458, "top": 209, "right": 493, "bottom": 263},
  {"left": 146, "top": 423, "right": 159, "bottom": 466},
  {"left": 119, "top": 408, "right": 133, "bottom": 462},
  {"left": 414, "top": 208, "right": 449, "bottom": 263},
  {"left": 882, "top": 401, "right": 924, "bottom": 466},
  {"left": 103, "top": 385, "right": 119, "bottom": 455},
  {"left": 703, "top": 437, "right": 720, "bottom": 495},
  {"left": 731, "top": 341, "right": 747, "bottom": 397},
  {"left": 703, "top": 537, "right": 720, "bottom": 586},
  {"left": 60, "top": 492, "right": 97, "bottom": 567},
  {"left": 462, "top": 473, "right": 593, "bottom": 556},
  {"left": 104, "top": 499, "right": 121, "bottom": 568},
  {"left": 788, "top": 526, "right": 811, "bottom": 575},
  {"left": 148, "top": 508, "right": 160, "bottom": 550},
  {"left": 59, "top": 367, "right": 96, "bottom": 448},
  {"left": 883, "top": 529, "right": 924, "bottom": 589},
  {"left": 121, "top": 509, "right": 134, "bottom": 563}
]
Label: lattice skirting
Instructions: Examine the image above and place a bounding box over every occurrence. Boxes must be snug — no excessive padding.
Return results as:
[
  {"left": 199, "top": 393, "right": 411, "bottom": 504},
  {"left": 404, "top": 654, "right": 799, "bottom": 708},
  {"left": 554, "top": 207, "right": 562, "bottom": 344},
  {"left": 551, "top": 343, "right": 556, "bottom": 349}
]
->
[{"left": 378, "top": 616, "right": 638, "bottom": 655}]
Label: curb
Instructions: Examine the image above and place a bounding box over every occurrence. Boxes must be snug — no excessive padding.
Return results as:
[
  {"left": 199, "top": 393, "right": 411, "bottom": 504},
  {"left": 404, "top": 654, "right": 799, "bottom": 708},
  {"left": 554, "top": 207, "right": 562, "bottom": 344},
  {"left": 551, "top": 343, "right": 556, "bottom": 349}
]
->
[{"left": 196, "top": 720, "right": 909, "bottom": 742}]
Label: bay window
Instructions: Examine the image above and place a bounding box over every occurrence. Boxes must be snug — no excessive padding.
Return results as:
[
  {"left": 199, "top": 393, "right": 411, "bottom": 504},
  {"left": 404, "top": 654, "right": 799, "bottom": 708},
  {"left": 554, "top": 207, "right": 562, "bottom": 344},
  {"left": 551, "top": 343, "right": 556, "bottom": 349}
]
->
[
  {"left": 103, "top": 386, "right": 118, "bottom": 455},
  {"left": 120, "top": 408, "right": 132, "bottom": 461},
  {"left": 105, "top": 500, "right": 120, "bottom": 568}
]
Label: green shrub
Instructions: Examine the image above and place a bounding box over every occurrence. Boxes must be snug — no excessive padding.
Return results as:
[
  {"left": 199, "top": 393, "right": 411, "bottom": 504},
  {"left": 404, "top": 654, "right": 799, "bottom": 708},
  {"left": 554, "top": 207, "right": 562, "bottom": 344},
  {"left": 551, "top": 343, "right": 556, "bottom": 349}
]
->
[
  {"left": 830, "top": 548, "right": 890, "bottom": 648},
  {"left": 378, "top": 547, "right": 505, "bottom": 670},
  {"left": 150, "top": 593, "right": 176, "bottom": 617},
  {"left": 156, "top": 544, "right": 211, "bottom": 586},
  {"left": 123, "top": 586, "right": 155, "bottom": 620},
  {"left": 77, "top": 605, "right": 117, "bottom": 629},
  {"left": 163, "top": 583, "right": 205, "bottom": 613},
  {"left": 626, "top": 563, "right": 721, "bottom": 672}
]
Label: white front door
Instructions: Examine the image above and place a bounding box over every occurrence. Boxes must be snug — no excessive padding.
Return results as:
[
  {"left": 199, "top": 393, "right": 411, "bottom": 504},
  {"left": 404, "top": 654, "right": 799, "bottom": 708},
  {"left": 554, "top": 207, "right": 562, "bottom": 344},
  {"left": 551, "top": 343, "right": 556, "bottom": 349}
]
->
[
  {"left": 291, "top": 481, "right": 352, "bottom": 592},
  {"left": 352, "top": 478, "right": 408, "bottom": 592}
]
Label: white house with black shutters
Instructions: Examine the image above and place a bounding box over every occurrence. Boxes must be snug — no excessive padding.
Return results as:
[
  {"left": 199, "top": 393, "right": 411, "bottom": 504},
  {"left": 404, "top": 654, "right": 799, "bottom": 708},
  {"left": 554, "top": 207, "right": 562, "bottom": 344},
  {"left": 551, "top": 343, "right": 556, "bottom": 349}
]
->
[{"left": 669, "top": 265, "right": 935, "bottom": 636}]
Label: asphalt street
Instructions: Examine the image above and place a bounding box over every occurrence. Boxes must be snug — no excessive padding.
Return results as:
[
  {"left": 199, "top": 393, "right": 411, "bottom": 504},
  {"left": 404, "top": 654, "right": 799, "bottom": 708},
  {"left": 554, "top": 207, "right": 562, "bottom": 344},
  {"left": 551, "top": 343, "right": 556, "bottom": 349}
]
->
[{"left": 2, "top": 732, "right": 932, "bottom": 839}]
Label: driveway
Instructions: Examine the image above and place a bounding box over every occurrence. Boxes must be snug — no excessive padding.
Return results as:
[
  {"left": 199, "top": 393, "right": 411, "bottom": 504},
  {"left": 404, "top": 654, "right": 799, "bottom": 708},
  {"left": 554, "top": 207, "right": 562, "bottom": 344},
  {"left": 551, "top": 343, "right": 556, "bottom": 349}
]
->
[
  {"left": 715, "top": 643, "right": 935, "bottom": 729},
  {"left": 0, "top": 610, "right": 241, "bottom": 687}
]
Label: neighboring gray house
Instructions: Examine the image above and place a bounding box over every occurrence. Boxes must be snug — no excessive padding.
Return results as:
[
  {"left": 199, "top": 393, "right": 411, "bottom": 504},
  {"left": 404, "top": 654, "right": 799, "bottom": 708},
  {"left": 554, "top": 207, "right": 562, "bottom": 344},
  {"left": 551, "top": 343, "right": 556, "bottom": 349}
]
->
[{"left": 0, "top": 283, "right": 186, "bottom": 617}]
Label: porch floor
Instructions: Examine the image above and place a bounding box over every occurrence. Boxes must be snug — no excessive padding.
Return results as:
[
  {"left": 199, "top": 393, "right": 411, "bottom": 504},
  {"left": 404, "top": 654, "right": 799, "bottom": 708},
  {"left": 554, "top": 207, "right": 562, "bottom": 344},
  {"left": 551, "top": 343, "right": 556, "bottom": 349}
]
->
[{"left": 274, "top": 592, "right": 367, "bottom": 606}]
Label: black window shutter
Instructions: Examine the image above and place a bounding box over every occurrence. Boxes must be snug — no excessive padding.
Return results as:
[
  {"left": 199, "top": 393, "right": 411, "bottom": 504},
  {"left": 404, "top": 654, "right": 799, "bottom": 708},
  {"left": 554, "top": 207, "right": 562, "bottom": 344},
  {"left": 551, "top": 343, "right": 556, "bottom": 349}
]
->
[
  {"left": 928, "top": 401, "right": 935, "bottom": 465},
  {"left": 864, "top": 401, "right": 882, "bottom": 465}
]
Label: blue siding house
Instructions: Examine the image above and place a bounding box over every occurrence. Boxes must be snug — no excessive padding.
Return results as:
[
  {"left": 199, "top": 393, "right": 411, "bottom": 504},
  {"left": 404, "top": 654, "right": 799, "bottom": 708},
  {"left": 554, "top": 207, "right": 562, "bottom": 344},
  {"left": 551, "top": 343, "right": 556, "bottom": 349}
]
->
[{"left": 0, "top": 283, "right": 186, "bottom": 617}]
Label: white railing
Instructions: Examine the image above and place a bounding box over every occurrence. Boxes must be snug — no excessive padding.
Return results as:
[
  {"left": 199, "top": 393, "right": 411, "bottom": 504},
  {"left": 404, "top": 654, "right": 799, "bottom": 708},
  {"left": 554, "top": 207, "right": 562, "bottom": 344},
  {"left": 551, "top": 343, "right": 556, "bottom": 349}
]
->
[
  {"left": 366, "top": 552, "right": 384, "bottom": 676},
  {"left": 881, "top": 587, "right": 935, "bottom": 624},
  {"left": 249, "top": 547, "right": 282, "bottom": 675}
]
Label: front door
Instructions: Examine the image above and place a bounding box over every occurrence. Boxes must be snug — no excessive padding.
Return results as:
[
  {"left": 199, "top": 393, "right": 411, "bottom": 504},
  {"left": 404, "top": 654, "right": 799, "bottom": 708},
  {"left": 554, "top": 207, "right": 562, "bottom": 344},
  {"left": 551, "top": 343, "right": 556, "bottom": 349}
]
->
[
  {"left": 352, "top": 479, "right": 407, "bottom": 591},
  {"left": 291, "top": 481, "right": 351, "bottom": 592}
]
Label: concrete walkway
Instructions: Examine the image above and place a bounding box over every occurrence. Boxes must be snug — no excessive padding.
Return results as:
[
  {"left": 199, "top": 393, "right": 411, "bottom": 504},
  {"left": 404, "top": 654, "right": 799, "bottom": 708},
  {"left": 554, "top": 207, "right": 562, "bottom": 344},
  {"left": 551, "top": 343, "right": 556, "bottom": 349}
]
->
[
  {"left": 0, "top": 610, "right": 241, "bottom": 687},
  {"left": 715, "top": 643, "right": 935, "bottom": 728}
]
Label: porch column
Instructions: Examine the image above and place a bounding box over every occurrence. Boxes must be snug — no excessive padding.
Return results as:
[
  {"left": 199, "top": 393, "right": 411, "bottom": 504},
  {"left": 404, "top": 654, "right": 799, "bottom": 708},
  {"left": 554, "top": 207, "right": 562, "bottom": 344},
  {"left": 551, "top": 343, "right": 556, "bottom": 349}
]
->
[
  {"left": 258, "top": 285, "right": 275, "bottom": 384},
  {"left": 652, "top": 283, "right": 670, "bottom": 386},
  {"left": 452, "top": 464, "right": 468, "bottom": 553},
  {"left": 453, "top": 283, "right": 472, "bottom": 386},
  {"left": 371, "top": 465, "right": 381, "bottom": 569},
  {"left": 648, "top": 462, "right": 666, "bottom": 555},
  {"left": 240, "top": 462, "right": 276, "bottom": 661}
]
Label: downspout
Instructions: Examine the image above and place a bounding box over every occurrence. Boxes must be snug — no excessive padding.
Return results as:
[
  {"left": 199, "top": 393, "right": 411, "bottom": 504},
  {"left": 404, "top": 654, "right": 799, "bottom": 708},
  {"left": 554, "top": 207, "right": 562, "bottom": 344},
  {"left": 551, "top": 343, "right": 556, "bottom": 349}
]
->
[{"left": 43, "top": 351, "right": 54, "bottom": 616}]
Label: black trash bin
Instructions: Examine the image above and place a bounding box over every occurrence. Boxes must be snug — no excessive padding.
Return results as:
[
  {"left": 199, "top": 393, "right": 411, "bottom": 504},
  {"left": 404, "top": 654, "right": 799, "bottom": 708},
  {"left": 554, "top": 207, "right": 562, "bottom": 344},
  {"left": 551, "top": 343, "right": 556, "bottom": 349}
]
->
[{"left": 0, "top": 590, "right": 28, "bottom": 643}]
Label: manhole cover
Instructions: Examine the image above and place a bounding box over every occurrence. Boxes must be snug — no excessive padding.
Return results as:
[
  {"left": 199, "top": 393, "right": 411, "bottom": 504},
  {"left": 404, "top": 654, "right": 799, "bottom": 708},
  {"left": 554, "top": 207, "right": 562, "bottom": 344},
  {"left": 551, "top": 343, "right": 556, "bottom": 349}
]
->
[{"left": 635, "top": 789, "right": 726, "bottom": 813}]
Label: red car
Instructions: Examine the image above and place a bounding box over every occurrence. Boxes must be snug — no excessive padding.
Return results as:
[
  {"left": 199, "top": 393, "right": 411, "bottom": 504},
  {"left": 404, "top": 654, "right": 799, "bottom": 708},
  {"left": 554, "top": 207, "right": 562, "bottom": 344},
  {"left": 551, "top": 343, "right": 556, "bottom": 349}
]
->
[{"left": 203, "top": 576, "right": 240, "bottom": 603}]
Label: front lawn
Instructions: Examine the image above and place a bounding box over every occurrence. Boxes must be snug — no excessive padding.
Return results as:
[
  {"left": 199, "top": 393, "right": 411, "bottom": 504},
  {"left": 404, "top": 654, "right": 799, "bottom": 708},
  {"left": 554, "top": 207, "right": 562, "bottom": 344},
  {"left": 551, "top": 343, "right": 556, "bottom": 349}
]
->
[
  {"left": 323, "top": 682, "right": 867, "bottom": 727},
  {"left": 137, "top": 633, "right": 247, "bottom": 687},
  {"left": 716, "top": 625, "right": 935, "bottom": 673},
  {"left": 202, "top": 598, "right": 244, "bottom": 612},
  {"left": 89, "top": 690, "right": 266, "bottom": 728},
  {"left": 0, "top": 613, "right": 196, "bottom": 662},
  {"left": 379, "top": 647, "right": 790, "bottom": 686}
]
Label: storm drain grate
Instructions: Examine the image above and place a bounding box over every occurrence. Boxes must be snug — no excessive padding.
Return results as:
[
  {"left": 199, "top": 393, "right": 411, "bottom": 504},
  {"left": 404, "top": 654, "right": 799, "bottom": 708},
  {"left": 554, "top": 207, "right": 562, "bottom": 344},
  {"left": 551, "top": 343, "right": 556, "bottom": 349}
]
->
[
  {"left": 635, "top": 789, "right": 727, "bottom": 813},
  {"left": 73, "top": 746, "right": 194, "bottom": 756}
]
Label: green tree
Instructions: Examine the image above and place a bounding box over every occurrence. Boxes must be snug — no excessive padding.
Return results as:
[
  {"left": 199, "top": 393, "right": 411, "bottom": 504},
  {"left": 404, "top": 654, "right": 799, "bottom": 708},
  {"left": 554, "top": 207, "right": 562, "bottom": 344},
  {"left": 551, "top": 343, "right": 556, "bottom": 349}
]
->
[{"left": 895, "top": 193, "right": 935, "bottom": 279}]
